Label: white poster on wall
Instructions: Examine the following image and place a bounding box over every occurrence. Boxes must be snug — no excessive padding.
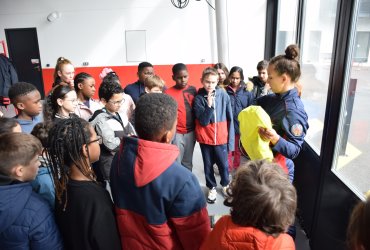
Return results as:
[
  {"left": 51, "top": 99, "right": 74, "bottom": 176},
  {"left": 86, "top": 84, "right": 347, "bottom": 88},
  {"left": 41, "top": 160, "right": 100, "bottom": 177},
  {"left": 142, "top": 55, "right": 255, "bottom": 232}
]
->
[{"left": 125, "top": 30, "right": 147, "bottom": 62}]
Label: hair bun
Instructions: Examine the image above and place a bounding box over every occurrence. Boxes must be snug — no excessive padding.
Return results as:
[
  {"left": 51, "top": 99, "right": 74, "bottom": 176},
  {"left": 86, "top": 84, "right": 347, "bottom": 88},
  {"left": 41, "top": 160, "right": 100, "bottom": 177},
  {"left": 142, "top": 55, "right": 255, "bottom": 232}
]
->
[{"left": 285, "top": 45, "right": 299, "bottom": 61}]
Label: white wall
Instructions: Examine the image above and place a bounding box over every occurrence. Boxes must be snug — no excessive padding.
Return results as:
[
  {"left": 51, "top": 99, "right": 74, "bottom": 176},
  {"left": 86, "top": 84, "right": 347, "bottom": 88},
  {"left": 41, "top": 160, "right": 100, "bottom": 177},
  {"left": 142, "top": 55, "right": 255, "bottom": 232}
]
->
[
  {"left": 0, "top": 0, "right": 266, "bottom": 76},
  {"left": 227, "top": 1, "right": 267, "bottom": 76}
]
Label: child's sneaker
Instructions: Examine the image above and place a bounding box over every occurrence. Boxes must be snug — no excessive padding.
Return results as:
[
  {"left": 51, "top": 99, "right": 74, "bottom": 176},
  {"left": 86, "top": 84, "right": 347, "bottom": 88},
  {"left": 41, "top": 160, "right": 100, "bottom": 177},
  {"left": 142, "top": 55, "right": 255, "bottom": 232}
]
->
[
  {"left": 207, "top": 187, "right": 217, "bottom": 204},
  {"left": 222, "top": 185, "right": 229, "bottom": 197}
]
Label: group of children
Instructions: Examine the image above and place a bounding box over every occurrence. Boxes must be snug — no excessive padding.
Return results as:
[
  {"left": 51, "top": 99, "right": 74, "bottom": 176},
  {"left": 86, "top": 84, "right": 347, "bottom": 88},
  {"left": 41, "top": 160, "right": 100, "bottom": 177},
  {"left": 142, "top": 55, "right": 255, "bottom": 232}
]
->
[{"left": 3, "top": 44, "right": 353, "bottom": 250}]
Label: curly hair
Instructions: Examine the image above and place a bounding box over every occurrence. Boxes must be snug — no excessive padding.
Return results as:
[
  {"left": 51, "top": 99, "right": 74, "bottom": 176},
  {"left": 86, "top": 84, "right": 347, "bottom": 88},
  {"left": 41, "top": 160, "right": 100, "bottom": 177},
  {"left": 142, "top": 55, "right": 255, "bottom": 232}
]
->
[
  {"left": 224, "top": 160, "right": 297, "bottom": 236},
  {"left": 98, "top": 81, "right": 123, "bottom": 101},
  {"left": 102, "top": 72, "right": 120, "bottom": 85},
  {"left": 269, "top": 44, "right": 301, "bottom": 82},
  {"left": 347, "top": 196, "right": 370, "bottom": 250},
  {"left": 31, "top": 121, "right": 54, "bottom": 148},
  {"left": 135, "top": 93, "right": 177, "bottom": 141},
  {"left": 8, "top": 82, "right": 38, "bottom": 104}
]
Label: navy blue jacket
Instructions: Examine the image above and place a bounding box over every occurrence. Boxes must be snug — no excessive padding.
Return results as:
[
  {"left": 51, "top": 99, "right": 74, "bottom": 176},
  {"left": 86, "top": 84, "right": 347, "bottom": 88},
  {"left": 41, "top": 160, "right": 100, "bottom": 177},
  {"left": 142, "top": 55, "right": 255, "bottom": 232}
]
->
[
  {"left": 124, "top": 80, "right": 145, "bottom": 104},
  {"left": 0, "top": 175, "right": 63, "bottom": 250},
  {"left": 256, "top": 88, "right": 309, "bottom": 181},
  {"left": 226, "top": 82, "right": 254, "bottom": 134},
  {"left": 249, "top": 76, "right": 273, "bottom": 99},
  {"left": 0, "top": 54, "right": 18, "bottom": 97}
]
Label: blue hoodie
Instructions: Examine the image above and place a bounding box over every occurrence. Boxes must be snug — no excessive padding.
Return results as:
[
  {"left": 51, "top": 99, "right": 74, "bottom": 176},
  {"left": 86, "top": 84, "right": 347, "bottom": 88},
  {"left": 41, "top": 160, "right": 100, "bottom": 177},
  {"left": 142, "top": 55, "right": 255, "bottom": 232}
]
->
[
  {"left": 31, "top": 156, "right": 55, "bottom": 209},
  {"left": 0, "top": 174, "right": 63, "bottom": 249},
  {"left": 15, "top": 114, "right": 42, "bottom": 133}
]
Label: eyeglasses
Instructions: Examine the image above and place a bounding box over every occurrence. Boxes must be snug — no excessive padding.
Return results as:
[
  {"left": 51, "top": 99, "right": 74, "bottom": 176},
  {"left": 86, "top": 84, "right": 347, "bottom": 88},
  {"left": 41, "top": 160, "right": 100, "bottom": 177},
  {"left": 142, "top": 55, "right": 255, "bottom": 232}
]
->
[
  {"left": 88, "top": 135, "right": 102, "bottom": 145},
  {"left": 108, "top": 99, "right": 125, "bottom": 106}
]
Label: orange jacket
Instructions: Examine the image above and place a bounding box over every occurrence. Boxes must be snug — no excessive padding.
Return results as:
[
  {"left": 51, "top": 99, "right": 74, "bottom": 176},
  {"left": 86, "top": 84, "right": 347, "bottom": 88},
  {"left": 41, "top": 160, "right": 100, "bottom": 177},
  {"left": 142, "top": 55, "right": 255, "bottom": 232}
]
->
[{"left": 200, "top": 216, "right": 295, "bottom": 250}]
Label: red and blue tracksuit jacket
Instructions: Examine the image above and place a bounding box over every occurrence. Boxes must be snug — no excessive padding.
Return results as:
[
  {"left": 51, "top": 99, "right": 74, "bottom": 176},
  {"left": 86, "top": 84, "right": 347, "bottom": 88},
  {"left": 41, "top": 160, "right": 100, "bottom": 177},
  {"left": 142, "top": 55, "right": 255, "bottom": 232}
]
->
[
  {"left": 255, "top": 88, "right": 309, "bottom": 181},
  {"left": 193, "top": 87, "right": 235, "bottom": 151},
  {"left": 110, "top": 136, "right": 210, "bottom": 249}
]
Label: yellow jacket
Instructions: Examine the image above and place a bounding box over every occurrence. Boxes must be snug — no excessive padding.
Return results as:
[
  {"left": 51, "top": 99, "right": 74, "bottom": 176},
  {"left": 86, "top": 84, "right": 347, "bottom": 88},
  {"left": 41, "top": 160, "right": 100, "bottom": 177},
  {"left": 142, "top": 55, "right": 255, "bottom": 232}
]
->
[{"left": 238, "top": 105, "right": 273, "bottom": 161}]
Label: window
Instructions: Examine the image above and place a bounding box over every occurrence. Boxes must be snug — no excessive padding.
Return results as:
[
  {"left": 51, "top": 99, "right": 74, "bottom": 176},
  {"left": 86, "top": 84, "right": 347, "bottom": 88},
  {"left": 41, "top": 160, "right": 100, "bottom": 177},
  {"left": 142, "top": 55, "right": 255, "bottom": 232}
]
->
[
  {"left": 299, "top": 0, "right": 339, "bottom": 153},
  {"left": 332, "top": 0, "right": 370, "bottom": 196},
  {"left": 353, "top": 32, "right": 370, "bottom": 63},
  {"left": 275, "top": 0, "right": 299, "bottom": 55}
]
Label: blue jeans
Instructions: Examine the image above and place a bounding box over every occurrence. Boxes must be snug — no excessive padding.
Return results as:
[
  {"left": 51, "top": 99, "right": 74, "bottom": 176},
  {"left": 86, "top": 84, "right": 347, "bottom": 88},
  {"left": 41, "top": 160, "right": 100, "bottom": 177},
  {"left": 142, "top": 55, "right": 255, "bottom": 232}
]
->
[{"left": 199, "top": 143, "right": 230, "bottom": 189}]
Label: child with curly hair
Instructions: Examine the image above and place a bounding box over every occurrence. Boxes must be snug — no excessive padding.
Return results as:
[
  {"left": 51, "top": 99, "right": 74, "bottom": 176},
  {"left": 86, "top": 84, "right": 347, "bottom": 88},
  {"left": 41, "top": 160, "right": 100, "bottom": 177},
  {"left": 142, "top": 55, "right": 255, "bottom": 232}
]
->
[{"left": 201, "top": 160, "right": 296, "bottom": 250}]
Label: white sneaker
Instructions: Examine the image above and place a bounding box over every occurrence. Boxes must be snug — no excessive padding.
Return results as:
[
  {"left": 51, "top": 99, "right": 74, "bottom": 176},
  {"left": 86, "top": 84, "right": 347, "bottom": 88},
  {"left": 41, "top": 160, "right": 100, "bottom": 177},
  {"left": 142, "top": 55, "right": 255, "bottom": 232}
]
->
[
  {"left": 207, "top": 187, "right": 217, "bottom": 203},
  {"left": 222, "top": 185, "right": 229, "bottom": 197}
]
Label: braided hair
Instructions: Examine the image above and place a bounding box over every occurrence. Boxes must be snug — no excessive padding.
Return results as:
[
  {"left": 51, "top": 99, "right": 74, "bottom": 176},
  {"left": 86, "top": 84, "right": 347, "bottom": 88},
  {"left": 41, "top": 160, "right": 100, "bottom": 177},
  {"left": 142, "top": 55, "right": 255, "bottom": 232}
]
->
[
  {"left": 74, "top": 72, "right": 93, "bottom": 91},
  {"left": 46, "top": 117, "right": 95, "bottom": 209}
]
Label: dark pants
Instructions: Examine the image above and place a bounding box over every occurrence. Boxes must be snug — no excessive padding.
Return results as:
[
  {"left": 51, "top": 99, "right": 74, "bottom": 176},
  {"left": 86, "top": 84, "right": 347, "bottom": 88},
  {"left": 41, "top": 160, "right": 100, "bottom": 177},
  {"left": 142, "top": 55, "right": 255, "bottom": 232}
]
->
[
  {"left": 286, "top": 159, "right": 295, "bottom": 239},
  {"left": 199, "top": 143, "right": 230, "bottom": 189}
]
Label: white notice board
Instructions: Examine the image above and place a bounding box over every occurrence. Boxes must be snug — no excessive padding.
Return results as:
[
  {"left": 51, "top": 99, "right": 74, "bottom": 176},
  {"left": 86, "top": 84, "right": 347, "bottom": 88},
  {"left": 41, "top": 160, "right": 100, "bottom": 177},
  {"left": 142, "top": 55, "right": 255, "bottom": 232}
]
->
[{"left": 125, "top": 30, "right": 147, "bottom": 62}]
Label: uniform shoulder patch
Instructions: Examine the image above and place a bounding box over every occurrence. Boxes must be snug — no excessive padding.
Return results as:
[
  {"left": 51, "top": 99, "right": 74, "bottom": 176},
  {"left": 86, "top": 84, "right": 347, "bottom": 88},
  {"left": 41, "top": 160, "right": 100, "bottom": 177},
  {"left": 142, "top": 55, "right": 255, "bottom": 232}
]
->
[{"left": 291, "top": 123, "right": 303, "bottom": 136}]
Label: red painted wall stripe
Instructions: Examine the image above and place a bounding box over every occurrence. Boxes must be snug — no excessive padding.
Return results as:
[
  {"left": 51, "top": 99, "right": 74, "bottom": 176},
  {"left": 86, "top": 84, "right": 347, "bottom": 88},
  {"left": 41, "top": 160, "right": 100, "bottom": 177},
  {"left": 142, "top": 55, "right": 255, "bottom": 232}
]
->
[{"left": 42, "top": 64, "right": 212, "bottom": 99}]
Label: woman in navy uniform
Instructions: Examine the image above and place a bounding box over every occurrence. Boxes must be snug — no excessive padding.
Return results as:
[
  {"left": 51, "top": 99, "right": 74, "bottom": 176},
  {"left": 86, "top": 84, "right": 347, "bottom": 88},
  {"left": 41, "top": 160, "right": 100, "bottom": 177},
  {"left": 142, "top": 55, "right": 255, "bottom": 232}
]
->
[
  {"left": 256, "top": 44, "right": 309, "bottom": 183},
  {"left": 256, "top": 44, "right": 308, "bottom": 240}
]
